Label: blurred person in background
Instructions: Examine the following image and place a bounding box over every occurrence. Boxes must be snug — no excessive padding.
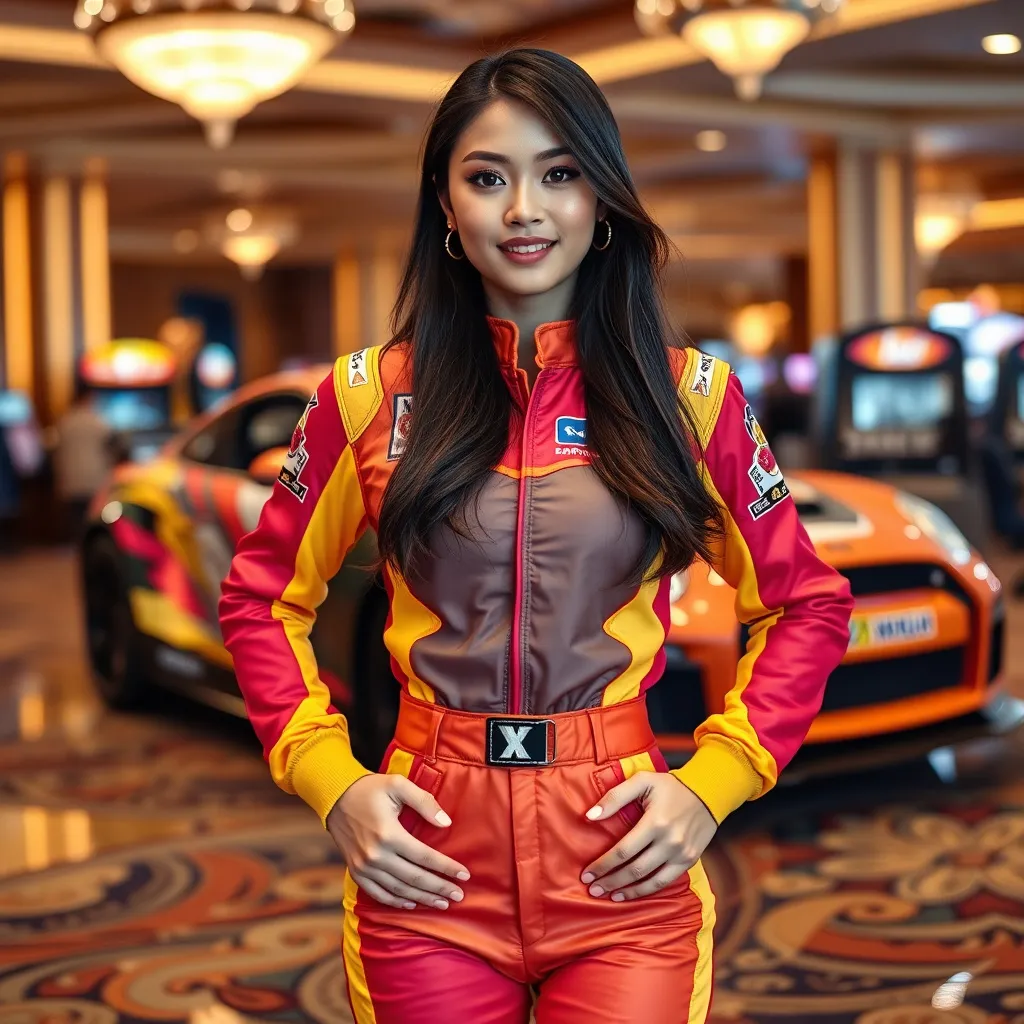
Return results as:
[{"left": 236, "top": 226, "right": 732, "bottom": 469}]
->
[
  {"left": 53, "top": 381, "right": 115, "bottom": 535},
  {"left": 219, "top": 48, "right": 853, "bottom": 1024}
]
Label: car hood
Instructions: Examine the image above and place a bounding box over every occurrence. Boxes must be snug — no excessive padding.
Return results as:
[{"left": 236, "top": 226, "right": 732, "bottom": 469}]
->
[{"left": 787, "top": 469, "right": 958, "bottom": 567}]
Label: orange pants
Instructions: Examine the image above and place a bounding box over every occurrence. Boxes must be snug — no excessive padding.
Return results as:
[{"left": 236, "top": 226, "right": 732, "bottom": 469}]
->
[{"left": 342, "top": 693, "right": 715, "bottom": 1023}]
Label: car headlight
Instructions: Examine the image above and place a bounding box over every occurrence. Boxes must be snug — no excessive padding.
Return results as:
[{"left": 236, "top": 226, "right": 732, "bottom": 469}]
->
[
  {"left": 669, "top": 569, "right": 690, "bottom": 604},
  {"left": 894, "top": 492, "right": 972, "bottom": 565}
]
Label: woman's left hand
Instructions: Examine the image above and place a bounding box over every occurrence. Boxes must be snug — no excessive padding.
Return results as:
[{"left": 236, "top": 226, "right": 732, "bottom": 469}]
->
[{"left": 581, "top": 772, "right": 718, "bottom": 901}]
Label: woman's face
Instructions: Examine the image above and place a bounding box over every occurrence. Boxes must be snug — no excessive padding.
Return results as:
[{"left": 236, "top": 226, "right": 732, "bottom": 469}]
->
[{"left": 441, "top": 99, "right": 605, "bottom": 305}]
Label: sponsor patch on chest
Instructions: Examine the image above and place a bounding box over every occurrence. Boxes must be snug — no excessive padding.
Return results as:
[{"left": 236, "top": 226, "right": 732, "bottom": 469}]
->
[
  {"left": 388, "top": 394, "right": 413, "bottom": 460},
  {"left": 555, "top": 415, "right": 589, "bottom": 457}
]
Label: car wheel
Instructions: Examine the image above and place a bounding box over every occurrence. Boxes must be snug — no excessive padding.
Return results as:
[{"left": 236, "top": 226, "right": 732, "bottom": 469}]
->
[
  {"left": 352, "top": 589, "right": 400, "bottom": 770},
  {"left": 82, "top": 534, "right": 150, "bottom": 710}
]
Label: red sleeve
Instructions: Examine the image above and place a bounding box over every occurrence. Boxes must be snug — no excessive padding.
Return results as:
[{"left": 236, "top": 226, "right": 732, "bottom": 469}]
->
[
  {"left": 218, "top": 361, "right": 373, "bottom": 825},
  {"left": 674, "top": 372, "right": 854, "bottom": 823}
]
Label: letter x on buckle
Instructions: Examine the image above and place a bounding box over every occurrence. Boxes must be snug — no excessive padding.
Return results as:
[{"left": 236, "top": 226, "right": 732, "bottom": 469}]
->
[{"left": 485, "top": 718, "right": 556, "bottom": 767}]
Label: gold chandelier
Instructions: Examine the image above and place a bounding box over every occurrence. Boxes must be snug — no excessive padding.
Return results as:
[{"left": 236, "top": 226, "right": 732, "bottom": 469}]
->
[
  {"left": 74, "top": 0, "right": 355, "bottom": 148},
  {"left": 634, "top": 0, "right": 843, "bottom": 101},
  {"left": 204, "top": 206, "right": 299, "bottom": 278}
]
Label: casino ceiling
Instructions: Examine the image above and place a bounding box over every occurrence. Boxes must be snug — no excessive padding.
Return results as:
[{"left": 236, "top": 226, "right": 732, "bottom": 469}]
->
[{"left": 1, "top": 0, "right": 1022, "bottom": 286}]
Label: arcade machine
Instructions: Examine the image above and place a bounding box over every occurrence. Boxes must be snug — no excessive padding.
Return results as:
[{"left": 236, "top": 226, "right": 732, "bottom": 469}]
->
[
  {"left": 191, "top": 341, "right": 238, "bottom": 413},
  {"left": 696, "top": 338, "right": 779, "bottom": 420},
  {"left": 814, "top": 321, "right": 983, "bottom": 544},
  {"left": 0, "top": 389, "right": 46, "bottom": 546},
  {"left": 930, "top": 302, "right": 1024, "bottom": 422},
  {"left": 989, "top": 339, "right": 1024, "bottom": 474},
  {"left": 762, "top": 353, "right": 817, "bottom": 468},
  {"left": 80, "top": 338, "right": 178, "bottom": 463}
]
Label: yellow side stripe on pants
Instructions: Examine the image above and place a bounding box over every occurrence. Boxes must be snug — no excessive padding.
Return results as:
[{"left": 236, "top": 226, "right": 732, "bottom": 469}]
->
[
  {"left": 619, "top": 751, "right": 716, "bottom": 1024},
  {"left": 686, "top": 859, "right": 716, "bottom": 1024},
  {"left": 342, "top": 747, "right": 415, "bottom": 1024}
]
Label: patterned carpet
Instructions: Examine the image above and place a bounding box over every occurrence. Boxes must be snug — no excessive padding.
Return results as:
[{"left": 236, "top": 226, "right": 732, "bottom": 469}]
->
[
  {"left": 3, "top": 550, "right": 1024, "bottom": 1024},
  {"left": 4, "top": 742, "right": 1024, "bottom": 1024}
]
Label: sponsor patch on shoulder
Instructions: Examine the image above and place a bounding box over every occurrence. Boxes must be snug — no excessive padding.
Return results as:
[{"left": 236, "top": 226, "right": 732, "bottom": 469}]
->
[
  {"left": 690, "top": 353, "right": 717, "bottom": 397},
  {"left": 279, "top": 392, "right": 318, "bottom": 501},
  {"left": 387, "top": 394, "right": 413, "bottom": 461},
  {"left": 348, "top": 348, "right": 368, "bottom": 388}
]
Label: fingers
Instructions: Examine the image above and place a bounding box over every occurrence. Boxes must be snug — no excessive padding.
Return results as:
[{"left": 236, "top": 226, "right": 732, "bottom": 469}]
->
[
  {"left": 392, "top": 831, "right": 471, "bottom": 882},
  {"left": 585, "top": 772, "right": 651, "bottom": 820},
  {"left": 580, "top": 823, "right": 653, "bottom": 886},
  {"left": 351, "top": 872, "right": 418, "bottom": 911},
  {"left": 360, "top": 862, "right": 462, "bottom": 911},
  {"left": 380, "top": 850, "right": 466, "bottom": 906},
  {"left": 585, "top": 844, "right": 670, "bottom": 898},
  {"left": 393, "top": 776, "right": 453, "bottom": 827},
  {"left": 605, "top": 862, "right": 688, "bottom": 902}
]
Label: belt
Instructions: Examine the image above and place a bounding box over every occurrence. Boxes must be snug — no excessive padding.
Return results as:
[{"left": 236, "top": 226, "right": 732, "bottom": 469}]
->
[{"left": 393, "top": 691, "right": 656, "bottom": 767}]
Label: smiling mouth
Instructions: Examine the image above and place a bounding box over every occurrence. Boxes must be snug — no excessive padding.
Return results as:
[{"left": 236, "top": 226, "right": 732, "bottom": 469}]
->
[{"left": 499, "top": 241, "right": 556, "bottom": 254}]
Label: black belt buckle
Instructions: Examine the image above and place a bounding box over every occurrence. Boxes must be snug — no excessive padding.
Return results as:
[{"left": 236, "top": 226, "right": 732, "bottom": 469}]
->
[{"left": 485, "top": 717, "right": 556, "bottom": 767}]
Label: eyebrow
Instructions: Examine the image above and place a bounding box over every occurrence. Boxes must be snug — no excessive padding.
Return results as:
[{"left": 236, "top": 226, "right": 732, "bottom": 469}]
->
[{"left": 461, "top": 147, "right": 573, "bottom": 164}]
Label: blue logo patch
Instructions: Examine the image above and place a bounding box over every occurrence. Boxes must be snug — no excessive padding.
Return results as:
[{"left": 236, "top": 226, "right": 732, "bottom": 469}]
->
[{"left": 555, "top": 416, "right": 587, "bottom": 446}]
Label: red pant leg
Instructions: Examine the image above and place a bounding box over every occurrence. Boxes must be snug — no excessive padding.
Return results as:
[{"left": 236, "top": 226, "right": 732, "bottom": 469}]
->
[
  {"left": 534, "top": 931, "right": 712, "bottom": 1024},
  {"left": 343, "top": 874, "right": 530, "bottom": 1024}
]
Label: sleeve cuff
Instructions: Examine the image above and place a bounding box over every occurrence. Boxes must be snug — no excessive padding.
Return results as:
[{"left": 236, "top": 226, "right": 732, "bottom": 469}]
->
[
  {"left": 671, "top": 738, "right": 763, "bottom": 825},
  {"left": 289, "top": 731, "right": 373, "bottom": 827}
]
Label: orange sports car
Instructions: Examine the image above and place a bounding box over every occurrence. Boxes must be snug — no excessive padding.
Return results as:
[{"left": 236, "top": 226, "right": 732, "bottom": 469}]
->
[{"left": 79, "top": 365, "right": 1016, "bottom": 776}]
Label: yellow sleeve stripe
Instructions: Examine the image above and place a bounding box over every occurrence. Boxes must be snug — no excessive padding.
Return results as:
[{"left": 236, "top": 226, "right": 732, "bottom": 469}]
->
[
  {"left": 335, "top": 347, "right": 384, "bottom": 443},
  {"left": 672, "top": 471, "right": 782, "bottom": 823},
  {"left": 266, "top": 441, "right": 369, "bottom": 815}
]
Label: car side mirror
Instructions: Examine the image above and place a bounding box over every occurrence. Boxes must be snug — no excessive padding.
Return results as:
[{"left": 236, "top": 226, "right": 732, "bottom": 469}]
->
[{"left": 247, "top": 446, "right": 289, "bottom": 486}]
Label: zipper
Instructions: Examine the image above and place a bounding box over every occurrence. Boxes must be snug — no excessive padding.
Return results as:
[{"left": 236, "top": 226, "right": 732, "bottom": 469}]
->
[{"left": 508, "top": 367, "right": 539, "bottom": 715}]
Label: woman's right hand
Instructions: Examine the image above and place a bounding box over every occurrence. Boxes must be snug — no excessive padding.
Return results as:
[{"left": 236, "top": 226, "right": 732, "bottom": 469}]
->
[{"left": 326, "top": 774, "right": 471, "bottom": 911}]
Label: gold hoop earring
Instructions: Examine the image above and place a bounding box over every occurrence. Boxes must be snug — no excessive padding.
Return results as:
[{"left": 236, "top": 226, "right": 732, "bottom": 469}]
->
[
  {"left": 592, "top": 219, "right": 612, "bottom": 251},
  {"left": 445, "top": 227, "right": 465, "bottom": 261}
]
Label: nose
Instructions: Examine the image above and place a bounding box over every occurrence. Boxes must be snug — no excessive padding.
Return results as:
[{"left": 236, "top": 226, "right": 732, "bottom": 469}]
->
[{"left": 504, "top": 178, "right": 544, "bottom": 228}]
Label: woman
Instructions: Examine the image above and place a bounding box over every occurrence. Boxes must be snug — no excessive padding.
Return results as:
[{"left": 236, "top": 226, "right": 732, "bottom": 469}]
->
[{"left": 219, "top": 48, "right": 853, "bottom": 1024}]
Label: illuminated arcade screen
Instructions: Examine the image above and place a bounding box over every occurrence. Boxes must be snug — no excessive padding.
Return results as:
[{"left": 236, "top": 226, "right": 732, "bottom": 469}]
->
[
  {"left": 851, "top": 373, "right": 954, "bottom": 431},
  {"left": 92, "top": 388, "right": 170, "bottom": 432}
]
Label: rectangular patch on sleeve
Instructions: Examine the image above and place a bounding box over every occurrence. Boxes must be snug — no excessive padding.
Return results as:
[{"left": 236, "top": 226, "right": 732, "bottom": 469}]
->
[
  {"left": 690, "top": 353, "right": 717, "bottom": 397},
  {"left": 278, "top": 392, "right": 319, "bottom": 502},
  {"left": 387, "top": 394, "right": 413, "bottom": 461},
  {"left": 347, "top": 348, "right": 368, "bottom": 387}
]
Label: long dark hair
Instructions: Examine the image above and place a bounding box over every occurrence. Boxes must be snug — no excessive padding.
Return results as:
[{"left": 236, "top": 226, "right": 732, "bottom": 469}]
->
[{"left": 377, "top": 48, "right": 723, "bottom": 583}]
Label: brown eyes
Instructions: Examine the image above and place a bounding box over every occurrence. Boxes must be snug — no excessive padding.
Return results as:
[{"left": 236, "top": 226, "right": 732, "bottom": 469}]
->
[{"left": 466, "top": 166, "right": 580, "bottom": 189}]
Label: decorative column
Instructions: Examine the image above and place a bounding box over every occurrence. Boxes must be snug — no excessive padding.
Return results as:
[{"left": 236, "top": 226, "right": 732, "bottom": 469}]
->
[
  {"left": 42, "top": 176, "right": 76, "bottom": 420},
  {"left": 80, "top": 157, "right": 111, "bottom": 354},
  {"left": 332, "top": 246, "right": 361, "bottom": 357},
  {"left": 806, "top": 143, "right": 919, "bottom": 341},
  {"left": 3, "top": 153, "right": 34, "bottom": 395},
  {"left": 807, "top": 148, "right": 839, "bottom": 344}
]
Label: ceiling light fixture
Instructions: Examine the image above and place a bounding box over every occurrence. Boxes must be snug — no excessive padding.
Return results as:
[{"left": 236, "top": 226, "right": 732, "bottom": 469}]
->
[
  {"left": 635, "top": 0, "right": 844, "bottom": 101},
  {"left": 205, "top": 207, "right": 297, "bottom": 279},
  {"left": 915, "top": 192, "right": 979, "bottom": 266},
  {"left": 982, "top": 33, "right": 1021, "bottom": 56},
  {"left": 695, "top": 129, "right": 727, "bottom": 152},
  {"left": 74, "top": 0, "right": 354, "bottom": 149}
]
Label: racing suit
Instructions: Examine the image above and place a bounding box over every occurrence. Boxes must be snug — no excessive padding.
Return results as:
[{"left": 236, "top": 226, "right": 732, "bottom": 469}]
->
[{"left": 219, "top": 318, "right": 854, "bottom": 1023}]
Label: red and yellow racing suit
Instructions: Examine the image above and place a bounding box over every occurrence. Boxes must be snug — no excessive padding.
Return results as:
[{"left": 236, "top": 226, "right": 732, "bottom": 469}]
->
[{"left": 219, "top": 319, "right": 854, "bottom": 1023}]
